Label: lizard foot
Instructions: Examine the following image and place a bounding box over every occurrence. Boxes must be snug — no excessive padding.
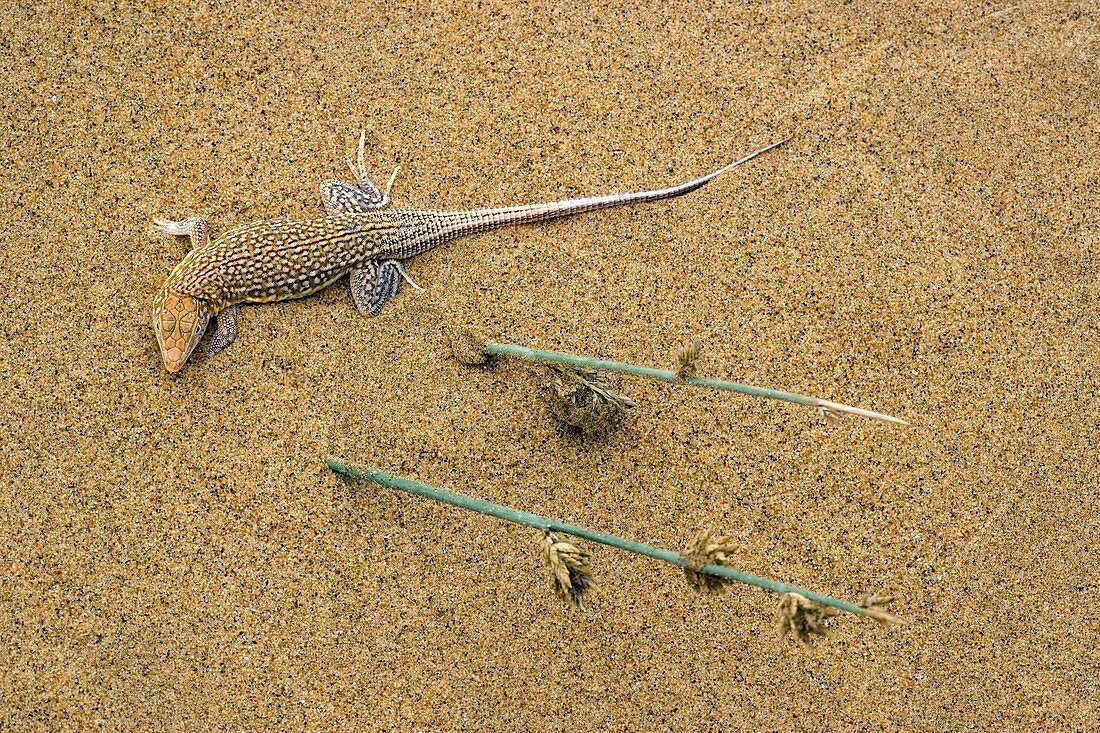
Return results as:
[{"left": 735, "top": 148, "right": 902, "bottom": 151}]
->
[{"left": 345, "top": 129, "right": 399, "bottom": 207}]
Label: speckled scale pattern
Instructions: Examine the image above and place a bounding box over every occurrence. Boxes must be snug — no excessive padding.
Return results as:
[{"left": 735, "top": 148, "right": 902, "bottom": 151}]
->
[
  {"left": 162, "top": 210, "right": 443, "bottom": 308},
  {"left": 159, "top": 202, "right": 605, "bottom": 309}
]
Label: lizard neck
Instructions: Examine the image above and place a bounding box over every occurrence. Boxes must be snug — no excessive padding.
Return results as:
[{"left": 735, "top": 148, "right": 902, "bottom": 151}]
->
[{"left": 164, "top": 247, "right": 232, "bottom": 311}]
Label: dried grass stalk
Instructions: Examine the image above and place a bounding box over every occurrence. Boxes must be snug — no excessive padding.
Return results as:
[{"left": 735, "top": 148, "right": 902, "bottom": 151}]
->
[
  {"left": 777, "top": 592, "right": 840, "bottom": 649},
  {"left": 539, "top": 531, "right": 597, "bottom": 609},
  {"left": 683, "top": 528, "right": 738, "bottom": 594},
  {"left": 328, "top": 461, "right": 905, "bottom": 627},
  {"left": 545, "top": 365, "right": 636, "bottom": 438}
]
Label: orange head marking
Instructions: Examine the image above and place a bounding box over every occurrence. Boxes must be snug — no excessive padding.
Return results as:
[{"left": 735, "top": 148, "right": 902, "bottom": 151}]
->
[{"left": 152, "top": 289, "right": 212, "bottom": 372}]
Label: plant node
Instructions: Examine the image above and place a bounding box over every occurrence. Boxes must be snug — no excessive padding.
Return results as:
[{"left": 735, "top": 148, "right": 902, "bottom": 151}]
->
[
  {"left": 539, "top": 531, "right": 597, "bottom": 609},
  {"left": 777, "top": 592, "right": 839, "bottom": 649},
  {"left": 682, "top": 528, "right": 738, "bottom": 593},
  {"left": 675, "top": 337, "right": 703, "bottom": 379},
  {"left": 544, "top": 366, "right": 635, "bottom": 438}
]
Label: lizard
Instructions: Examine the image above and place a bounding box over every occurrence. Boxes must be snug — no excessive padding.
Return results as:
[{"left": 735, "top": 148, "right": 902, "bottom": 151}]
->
[{"left": 152, "top": 131, "right": 789, "bottom": 373}]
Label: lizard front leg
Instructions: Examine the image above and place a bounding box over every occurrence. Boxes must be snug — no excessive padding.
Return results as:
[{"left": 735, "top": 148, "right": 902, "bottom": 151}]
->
[
  {"left": 154, "top": 217, "right": 209, "bottom": 250},
  {"left": 203, "top": 305, "right": 238, "bottom": 358}
]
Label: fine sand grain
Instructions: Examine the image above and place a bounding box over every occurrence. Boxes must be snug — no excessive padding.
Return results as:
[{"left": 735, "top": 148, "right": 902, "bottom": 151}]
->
[{"left": 2, "top": 0, "right": 1098, "bottom": 729}]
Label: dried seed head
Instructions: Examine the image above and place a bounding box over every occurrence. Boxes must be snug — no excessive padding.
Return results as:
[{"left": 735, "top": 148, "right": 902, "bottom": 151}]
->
[
  {"left": 858, "top": 592, "right": 903, "bottom": 624},
  {"left": 860, "top": 593, "right": 895, "bottom": 610},
  {"left": 539, "top": 532, "right": 597, "bottom": 609},
  {"left": 682, "top": 528, "right": 738, "bottom": 594},
  {"left": 675, "top": 338, "right": 703, "bottom": 380},
  {"left": 777, "top": 592, "right": 839, "bottom": 649},
  {"left": 544, "top": 366, "right": 635, "bottom": 439},
  {"left": 446, "top": 326, "right": 490, "bottom": 365}
]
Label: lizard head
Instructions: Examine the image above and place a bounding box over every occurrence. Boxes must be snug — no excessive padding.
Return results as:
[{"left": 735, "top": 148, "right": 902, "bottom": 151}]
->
[{"left": 152, "top": 288, "right": 212, "bottom": 372}]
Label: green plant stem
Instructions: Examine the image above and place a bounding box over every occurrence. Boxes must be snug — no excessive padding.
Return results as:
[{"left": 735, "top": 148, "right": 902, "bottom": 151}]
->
[
  {"left": 481, "top": 342, "right": 907, "bottom": 426},
  {"left": 327, "top": 459, "right": 900, "bottom": 623}
]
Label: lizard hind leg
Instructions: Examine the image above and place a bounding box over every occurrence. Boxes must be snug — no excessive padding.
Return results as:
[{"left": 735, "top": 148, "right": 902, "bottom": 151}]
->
[
  {"left": 320, "top": 180, "right": 386, "bottom": 215},
  {"left": 320, "top": 130, "right": 401, "bottom": 213},
  {"left": 349, "top": 260, "right": 421, "bottom": 317}
]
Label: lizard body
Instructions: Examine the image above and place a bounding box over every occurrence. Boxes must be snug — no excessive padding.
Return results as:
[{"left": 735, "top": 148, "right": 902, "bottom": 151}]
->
[{"left": 153, "top": 132, "right": 788, "bottom": 372}]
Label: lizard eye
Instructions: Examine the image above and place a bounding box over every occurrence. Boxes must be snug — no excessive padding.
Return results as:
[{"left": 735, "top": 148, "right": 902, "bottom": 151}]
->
[{"left": 157, "top": 309, "right": 177, "bottom": 333}]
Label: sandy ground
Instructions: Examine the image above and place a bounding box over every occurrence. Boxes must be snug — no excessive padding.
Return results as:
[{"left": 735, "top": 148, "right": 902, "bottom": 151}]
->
[{"left": 2, "top": 0, "right": 1098, "bottom": 729}]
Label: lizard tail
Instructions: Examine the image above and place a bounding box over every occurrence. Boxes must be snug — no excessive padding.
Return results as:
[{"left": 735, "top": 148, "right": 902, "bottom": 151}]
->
[{"left": 435, "top": 137, "right": 791, "bottom": 236}]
